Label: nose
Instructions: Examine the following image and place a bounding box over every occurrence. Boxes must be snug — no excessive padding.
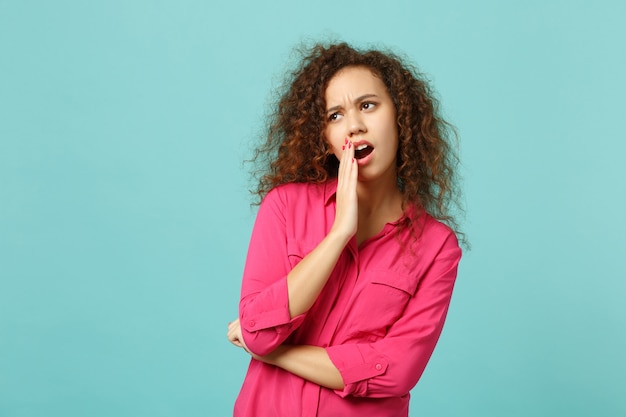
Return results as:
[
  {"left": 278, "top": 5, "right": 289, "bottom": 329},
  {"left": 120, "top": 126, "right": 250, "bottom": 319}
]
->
[{"left": 346, "top": 110, "right": 366, "bottom": 137}]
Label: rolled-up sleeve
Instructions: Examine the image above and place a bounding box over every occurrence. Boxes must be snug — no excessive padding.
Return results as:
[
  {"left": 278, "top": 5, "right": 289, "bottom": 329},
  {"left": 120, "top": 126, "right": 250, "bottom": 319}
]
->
[
  {"left": 326, "top": 233, "right": 461, "bottom": 398},
  {"left": 239, "top": 188, "right": 307, "bottom": 356}
]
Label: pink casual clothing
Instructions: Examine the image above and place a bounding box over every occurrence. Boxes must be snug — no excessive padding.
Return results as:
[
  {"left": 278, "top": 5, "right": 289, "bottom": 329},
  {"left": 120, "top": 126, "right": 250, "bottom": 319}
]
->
[{"left": 235, "top": 180, "right": 461, "bottom": 417}]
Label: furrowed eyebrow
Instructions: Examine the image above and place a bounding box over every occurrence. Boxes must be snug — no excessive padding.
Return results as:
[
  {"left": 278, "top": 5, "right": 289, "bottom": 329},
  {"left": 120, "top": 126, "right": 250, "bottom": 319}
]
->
[{"left": 326, "top": 94, "right": 379, "bottom": 113}]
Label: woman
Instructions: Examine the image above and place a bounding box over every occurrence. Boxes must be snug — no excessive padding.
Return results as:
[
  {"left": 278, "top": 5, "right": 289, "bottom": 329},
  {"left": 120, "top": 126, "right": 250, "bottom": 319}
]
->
[{"left": 227, "top": 42, "right": 463, "bottom": 417}]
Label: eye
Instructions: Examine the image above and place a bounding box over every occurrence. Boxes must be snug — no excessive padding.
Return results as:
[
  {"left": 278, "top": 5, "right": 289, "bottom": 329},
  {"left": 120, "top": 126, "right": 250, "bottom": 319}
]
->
[
  {"left": 327, "top": 112, "right": 341, "bottom": 122},
  {"left": 361, "top": 102, "right": 376, "bottom": 111}
]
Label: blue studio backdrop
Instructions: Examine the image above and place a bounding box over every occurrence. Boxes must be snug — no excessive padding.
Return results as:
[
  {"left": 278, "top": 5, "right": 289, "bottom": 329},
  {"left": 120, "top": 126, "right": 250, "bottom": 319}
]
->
[{"left": 1, "top": 1, "right": 625, "bottom": 416}]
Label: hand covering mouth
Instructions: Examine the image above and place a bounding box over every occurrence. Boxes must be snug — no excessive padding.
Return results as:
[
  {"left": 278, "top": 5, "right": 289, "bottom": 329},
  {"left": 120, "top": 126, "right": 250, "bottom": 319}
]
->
[{"left": 354, "top": 143, "right": 374, "bottom": 160}]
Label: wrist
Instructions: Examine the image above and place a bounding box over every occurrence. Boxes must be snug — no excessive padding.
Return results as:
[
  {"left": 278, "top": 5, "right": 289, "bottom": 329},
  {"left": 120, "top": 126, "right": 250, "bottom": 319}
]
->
[
  {"left": 263, "top": 345, "right": 289, "bottom": 366},
  {"left": 327, "top": 226, "right": 353, "bottom": 247}
]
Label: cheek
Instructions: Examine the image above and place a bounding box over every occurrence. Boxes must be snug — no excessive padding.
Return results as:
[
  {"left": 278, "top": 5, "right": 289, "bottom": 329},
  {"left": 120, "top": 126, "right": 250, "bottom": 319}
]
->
[{"left": 324, "top": 129, "right": 342, "bottom": 156}]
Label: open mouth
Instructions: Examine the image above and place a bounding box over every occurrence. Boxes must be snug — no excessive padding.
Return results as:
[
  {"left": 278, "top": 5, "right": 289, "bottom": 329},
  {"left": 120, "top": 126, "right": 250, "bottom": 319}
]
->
[{"left": 354, "top": 144, "right": 373, "bottom": 160}]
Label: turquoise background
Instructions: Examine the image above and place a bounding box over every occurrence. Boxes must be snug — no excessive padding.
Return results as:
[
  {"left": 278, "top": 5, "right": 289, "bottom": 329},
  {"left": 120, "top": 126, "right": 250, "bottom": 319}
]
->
[{"left": 1, "top": 0, "right": 625, "bottom": 415}]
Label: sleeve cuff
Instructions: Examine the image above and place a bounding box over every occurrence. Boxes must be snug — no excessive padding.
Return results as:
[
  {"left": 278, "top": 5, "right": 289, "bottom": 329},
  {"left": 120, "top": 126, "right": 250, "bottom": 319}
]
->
[
  {"left": 242, "top": 310, "right": 306, "bottom": 334},
  {"left": 241, "top": 274, "right": 305, "bottom": 333},
  {"left": 327, "top": 344, "right": 388, "bottom": 397}
]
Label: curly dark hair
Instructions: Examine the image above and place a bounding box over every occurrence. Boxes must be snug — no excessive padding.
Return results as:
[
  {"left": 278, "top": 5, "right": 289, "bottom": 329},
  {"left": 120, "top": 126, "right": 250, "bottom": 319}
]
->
[{"left": 250, "top": 42, "right": 464, "bottom": 242}]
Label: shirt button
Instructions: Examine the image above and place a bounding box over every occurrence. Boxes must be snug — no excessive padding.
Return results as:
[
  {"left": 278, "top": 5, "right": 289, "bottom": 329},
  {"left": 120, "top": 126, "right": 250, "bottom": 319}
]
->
[
  {"left": 375, "top": 363, "right": 382, "bottom": 371},
  {"left": 248, "top": 320, "right": 256, "bottom": 327}
]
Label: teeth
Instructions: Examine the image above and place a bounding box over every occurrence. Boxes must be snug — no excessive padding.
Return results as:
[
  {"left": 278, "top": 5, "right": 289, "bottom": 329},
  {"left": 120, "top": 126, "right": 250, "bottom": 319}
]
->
[{"left": 356, "top": 144, "right": 368, "bottom": 151}]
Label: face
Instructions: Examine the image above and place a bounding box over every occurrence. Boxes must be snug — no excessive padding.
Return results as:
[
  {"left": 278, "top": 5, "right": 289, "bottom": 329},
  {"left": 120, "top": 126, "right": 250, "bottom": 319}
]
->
[{"left": 324, "top": 66, "right": 399, "bottom": 184}]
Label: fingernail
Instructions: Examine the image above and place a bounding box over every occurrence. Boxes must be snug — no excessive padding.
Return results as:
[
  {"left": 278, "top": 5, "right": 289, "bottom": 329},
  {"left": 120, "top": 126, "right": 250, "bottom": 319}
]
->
[
  {"left": 342, "top": 145, "right": 345, "bottom": 150},
  {"left": 344, "top": 138, "right": 348, "bottom": 144},
  {"left": 348, "top": 142, "right": 352, "bottom": 148},
  {"left": 352, "top": 158, "right": 355, "bottom": 163}
]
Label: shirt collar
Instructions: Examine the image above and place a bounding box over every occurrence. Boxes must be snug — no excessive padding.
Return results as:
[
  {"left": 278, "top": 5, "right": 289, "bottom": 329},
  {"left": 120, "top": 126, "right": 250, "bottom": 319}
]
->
[{"left": 324, "top": 178, "right": 338, "bottom": 205}]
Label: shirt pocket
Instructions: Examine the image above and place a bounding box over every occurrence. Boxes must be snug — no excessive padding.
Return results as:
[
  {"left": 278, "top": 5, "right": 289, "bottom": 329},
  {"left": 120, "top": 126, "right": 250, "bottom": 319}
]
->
[{"left": 345, "top": 270, "right": 419, "bottom": 339}]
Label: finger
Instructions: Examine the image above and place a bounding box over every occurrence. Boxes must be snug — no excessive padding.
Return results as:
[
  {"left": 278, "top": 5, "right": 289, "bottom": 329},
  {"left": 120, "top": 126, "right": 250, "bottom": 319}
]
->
[
  {"left": 337, "top": 138, "right": 348, "bottom": 180},
  {"left": 227, "top": 318, "right": 239, "bottom": 331},
  {"left": 348, "top": 143, "right": 358, "bottom": 187},
  {"left": 227, "top": 324, "right": 240, "bottom": 341},
  {"left": 342, "top": 142, "right": 357, "bottom": 194},
  {"left": 344, "top": 139, "right": 355, "bottom": 167},
  {"left": 227, "top": 329, "right": 244, "bottom": 348},
  {"left": 227, "top": 319, "right": 250, "bottom": 350},
  {"left": 338, "top": 138, "right": 354, "bottom": 188}
]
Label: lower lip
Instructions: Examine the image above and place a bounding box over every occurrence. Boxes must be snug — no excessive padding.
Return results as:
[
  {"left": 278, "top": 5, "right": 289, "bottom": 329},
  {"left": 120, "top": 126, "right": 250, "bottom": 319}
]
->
[{"left": 356, "top": 149, "right": 374, "bottom": 166}]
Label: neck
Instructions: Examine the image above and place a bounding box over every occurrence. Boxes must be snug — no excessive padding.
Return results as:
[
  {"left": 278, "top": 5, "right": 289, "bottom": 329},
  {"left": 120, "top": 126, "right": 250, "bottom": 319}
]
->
[
  {"left": 356, "top": 174, "right": 403, "bottom": 218},
  {"left": 353, "top": 173, "right": 404, "bottom": 246}
]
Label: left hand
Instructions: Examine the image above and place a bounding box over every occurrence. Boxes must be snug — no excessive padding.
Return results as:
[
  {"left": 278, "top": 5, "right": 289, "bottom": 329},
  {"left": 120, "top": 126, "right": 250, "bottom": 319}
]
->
[
  {"left": 227, "top": 318, "right": 283, "bottom": 364},
  {"left": 227, "top": 318, "right": 249, "bottom": 351}
]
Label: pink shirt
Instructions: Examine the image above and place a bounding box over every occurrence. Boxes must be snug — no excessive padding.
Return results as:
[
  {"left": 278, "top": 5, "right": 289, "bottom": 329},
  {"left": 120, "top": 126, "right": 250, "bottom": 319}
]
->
[{"left": 235, "top": 180, "right": 461, "bottom": 417}]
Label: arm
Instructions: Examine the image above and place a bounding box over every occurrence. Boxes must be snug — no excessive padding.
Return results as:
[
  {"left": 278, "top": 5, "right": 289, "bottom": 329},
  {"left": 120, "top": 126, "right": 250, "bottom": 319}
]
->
[
  {"left": 284, "top": 140, "right": 358, "bottom": 317},
  {"left": 227, "top": 320, "right": 344, "bottom": 390},
  {"left": 238, "top": 140, "right": 358, "bottom": 356},
  {"left": 325, "top": 233, "right": 462, "bottom": 398},
  {"left": 264, "top": 345, "right": 344, "bottom": 390},
  {"left": 233, "top": 228, "right": 461, "bottom": 397}
]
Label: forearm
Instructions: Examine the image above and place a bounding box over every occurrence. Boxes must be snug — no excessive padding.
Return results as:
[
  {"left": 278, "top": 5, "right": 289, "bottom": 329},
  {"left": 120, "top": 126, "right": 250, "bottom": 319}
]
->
[
  {"left": 230, "top": 319, "right": 344, "bottom": 390},
  {"left": 263, "top": 345, "right": 344, "bottom": 390},
  {"left": 286, "top": 230, "right": 350, "bottom": 318},
  {"left": 286, "top": 138, "right": 357, "bottom": 318}
]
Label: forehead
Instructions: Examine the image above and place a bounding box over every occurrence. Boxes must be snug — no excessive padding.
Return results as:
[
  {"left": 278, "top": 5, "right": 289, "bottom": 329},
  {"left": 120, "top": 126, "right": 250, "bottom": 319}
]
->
[{"left": 325, "top": 66, "right": 388, "bottom": 100}]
